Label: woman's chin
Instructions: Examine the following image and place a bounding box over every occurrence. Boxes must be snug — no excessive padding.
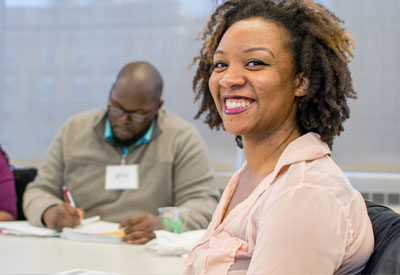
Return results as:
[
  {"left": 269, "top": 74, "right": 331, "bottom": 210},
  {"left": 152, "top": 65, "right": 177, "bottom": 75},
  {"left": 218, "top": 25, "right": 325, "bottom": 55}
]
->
[{"left": 223, "top": 124, "right": 247, "bottom": 137}]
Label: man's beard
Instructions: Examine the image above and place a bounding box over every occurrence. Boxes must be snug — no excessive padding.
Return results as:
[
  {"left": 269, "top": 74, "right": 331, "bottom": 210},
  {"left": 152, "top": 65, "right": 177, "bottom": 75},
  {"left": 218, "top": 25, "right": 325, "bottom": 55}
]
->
[{"left": 113, "top": 135, "right": 137, "bottom": 147}]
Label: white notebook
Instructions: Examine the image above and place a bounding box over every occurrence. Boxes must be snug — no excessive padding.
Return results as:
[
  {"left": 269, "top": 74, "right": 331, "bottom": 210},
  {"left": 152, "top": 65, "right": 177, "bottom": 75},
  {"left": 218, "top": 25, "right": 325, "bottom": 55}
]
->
[
  {"left": 61, "top": 220, "right": 124, "bottom": 244},
  {"left": 0, "top": 216, "right": 121, "bottom": 243}
]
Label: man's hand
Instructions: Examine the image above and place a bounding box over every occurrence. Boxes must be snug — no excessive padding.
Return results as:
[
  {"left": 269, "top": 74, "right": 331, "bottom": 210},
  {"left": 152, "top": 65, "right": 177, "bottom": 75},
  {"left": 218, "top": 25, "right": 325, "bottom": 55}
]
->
[
  {"left": 42, "top": 203, "right": 84, "bottom": 231},
  {"left": 119, "top": 214, "right": 161, "bottom": 244}
]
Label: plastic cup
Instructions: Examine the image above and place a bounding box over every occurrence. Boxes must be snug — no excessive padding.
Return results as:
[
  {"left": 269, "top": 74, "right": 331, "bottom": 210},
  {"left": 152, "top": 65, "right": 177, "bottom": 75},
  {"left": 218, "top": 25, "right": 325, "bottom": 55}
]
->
[{"left": 158, "top": 207, "right": 189, "bottom": 233}]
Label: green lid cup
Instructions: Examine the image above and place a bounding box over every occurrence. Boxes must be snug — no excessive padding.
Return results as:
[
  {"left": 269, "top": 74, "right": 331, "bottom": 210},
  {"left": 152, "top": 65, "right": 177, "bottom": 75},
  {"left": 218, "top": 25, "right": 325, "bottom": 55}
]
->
[{"left": 158, "top": 207, "right": 189, "bottom": 233}]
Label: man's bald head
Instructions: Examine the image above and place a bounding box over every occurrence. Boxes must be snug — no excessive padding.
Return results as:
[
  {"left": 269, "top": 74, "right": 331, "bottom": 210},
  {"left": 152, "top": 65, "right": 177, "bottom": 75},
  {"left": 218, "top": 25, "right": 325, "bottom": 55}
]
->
[
  {"left": 107, "top": 61, "right": 164, "bottom": 143},
  {"left": 113, "top": 61, "right": 163, "bottom": 101}
]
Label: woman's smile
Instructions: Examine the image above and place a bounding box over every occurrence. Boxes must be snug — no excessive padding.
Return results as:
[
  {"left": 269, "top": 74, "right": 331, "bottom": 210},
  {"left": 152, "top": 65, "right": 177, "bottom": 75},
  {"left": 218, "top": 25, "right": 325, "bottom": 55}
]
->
[{"left": 224, "top": 96, "right": 256, "bottom": 114}]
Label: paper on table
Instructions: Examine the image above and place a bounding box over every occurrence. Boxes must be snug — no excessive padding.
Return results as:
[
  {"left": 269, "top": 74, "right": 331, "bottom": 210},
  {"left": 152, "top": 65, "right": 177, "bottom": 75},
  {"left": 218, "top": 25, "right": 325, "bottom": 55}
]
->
[
  {"left": 0, "top": 216, "right": 102, "bottom": 237},
  {"left": 62, "top": 220, "right": 124, "bottom": 244},
  {"left": 81, "top": 215, "right": 100, "bottom": 225},
  {"left": 0, "top": 221, "right": 59, "bottom": 237},
  {"left": 57, "top": 268, "right": 121, "bottom": 274}
]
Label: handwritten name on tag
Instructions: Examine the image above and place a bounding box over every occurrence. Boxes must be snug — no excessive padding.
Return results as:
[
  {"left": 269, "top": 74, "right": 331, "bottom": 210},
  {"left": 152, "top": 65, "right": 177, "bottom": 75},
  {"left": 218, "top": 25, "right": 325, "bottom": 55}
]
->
[{"left": 105, "top": 165, "right": 139, "bottom": 190}]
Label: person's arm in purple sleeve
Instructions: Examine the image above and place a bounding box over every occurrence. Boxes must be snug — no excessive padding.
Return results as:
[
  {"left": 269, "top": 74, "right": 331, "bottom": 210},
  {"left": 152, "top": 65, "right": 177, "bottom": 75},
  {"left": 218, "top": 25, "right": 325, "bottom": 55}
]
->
[{"left": 0, "top": 149, "right": 17, "bottom": 221}]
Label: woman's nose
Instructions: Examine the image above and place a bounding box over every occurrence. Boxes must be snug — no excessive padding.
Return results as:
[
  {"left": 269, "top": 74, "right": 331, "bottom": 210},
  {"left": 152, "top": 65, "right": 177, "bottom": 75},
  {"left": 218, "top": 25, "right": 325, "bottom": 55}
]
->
[{"left": 218, "top": 66, "right": 246, "bottom": 88}]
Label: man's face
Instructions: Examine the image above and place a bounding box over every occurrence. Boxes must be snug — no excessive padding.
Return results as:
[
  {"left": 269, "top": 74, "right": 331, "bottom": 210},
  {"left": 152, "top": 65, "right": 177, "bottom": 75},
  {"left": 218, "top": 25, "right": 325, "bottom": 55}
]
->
[{"left": 108, "top": 78, "right": 161, "bottom": 141}]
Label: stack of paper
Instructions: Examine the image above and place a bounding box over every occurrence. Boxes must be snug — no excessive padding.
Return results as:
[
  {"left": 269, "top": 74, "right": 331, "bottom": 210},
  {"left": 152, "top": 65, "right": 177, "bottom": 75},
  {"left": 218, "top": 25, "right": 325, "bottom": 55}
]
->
[
  {"left": 0, "top": 217, "right": 124, "bottom": 244},
  {"left": 62, "top": 220, "right": 124, "bottom": 244},
  {"left": 0, "top": 221, "right": 59, "bottom": 237},
  {"left": 57, "top": 269, "right": 121, "bottom": 274}
]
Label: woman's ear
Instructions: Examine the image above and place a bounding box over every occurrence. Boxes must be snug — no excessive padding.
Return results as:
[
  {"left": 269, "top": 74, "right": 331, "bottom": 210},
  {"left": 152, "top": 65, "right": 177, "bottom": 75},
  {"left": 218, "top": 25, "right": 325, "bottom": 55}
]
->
[{"left": 294, "top": 73, "right": 309, "bottom": 97}]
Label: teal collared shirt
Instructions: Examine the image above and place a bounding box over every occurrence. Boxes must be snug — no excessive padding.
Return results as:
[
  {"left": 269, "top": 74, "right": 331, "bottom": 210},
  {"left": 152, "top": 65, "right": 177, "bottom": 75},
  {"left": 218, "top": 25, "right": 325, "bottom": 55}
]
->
[{"left": 105, "top": 119, "right": 155, "bottom": 153}]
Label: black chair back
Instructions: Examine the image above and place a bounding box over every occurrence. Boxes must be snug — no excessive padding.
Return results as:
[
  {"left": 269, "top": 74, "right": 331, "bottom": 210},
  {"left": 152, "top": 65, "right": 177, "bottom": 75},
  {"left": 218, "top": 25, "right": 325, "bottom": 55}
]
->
[
  {"left": 12, "top": 167, "right": 37, "bottom": 220},
  {"left": 361, "top": 200, "right": 400, "bottom": 274}
]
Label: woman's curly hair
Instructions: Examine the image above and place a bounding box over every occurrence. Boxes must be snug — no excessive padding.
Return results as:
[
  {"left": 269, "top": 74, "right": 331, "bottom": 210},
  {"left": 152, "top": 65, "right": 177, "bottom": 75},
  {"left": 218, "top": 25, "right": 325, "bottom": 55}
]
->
[{"left": 192, "top": 0, "right": 356, "bottom": 148}]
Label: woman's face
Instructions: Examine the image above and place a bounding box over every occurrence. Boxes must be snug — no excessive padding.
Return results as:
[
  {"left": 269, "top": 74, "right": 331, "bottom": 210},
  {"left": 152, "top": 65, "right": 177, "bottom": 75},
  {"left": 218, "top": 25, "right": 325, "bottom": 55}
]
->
[{"left": 209, "top": 17, "right": 305, "bottom": 141}]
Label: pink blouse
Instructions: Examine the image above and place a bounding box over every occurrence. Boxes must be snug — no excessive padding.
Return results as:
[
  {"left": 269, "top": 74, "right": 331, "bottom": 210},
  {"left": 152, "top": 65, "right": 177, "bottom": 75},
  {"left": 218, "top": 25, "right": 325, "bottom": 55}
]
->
[{"left": 182, "top": 133, "right": 374, "bottom": 275}]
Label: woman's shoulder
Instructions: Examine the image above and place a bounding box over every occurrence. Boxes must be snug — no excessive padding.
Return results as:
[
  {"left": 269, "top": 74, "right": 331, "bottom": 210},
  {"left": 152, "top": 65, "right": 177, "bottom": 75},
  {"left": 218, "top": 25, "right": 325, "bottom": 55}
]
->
[
  {"left": 268, "top": 153, "right": 362, "bottom": 215},
  {"left": 302, "top": 155, "right": 356, "bottom": 199}
]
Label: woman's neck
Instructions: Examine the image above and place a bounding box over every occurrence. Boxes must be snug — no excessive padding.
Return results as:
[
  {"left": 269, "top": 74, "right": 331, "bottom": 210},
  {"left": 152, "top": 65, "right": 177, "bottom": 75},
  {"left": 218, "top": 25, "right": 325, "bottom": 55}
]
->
[{"left": 242, "top": 126, "right": 301, "bottom": 180}]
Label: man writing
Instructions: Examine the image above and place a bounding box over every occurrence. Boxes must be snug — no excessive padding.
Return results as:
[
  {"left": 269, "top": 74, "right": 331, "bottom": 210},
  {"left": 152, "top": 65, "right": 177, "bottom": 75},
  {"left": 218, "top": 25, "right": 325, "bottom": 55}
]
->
[{"left": 23, "top": 61, "right": 219, "bottom": 244}]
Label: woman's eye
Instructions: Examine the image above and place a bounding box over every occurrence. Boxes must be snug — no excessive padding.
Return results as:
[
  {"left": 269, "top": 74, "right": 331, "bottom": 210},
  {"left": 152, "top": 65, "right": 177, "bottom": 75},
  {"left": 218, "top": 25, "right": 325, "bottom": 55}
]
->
[
  {"left": 247, "top": 60, "right": 267, "bottom": 67},
  {"left": 213, "top": 62, "right": 227, "bottom": 70}
]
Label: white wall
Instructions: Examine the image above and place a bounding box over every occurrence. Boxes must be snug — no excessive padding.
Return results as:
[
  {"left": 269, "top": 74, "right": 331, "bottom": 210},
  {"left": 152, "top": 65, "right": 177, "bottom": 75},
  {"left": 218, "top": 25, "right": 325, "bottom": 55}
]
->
[
  {"left": 0, "top": 0, "right": 399, "bottom": 175},
  {"left": 328, "top": 0, "right": 400, "bottom": 172},
  {"left": 0, "top": 0, "right": 236, "bottom": 171}
]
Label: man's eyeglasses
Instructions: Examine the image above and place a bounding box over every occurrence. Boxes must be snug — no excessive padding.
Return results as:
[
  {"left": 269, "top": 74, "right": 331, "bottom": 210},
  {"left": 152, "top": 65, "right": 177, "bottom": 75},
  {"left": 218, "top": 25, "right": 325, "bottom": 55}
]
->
[{"left": 108, "top": 105, "right": 155, "bottom": 123}]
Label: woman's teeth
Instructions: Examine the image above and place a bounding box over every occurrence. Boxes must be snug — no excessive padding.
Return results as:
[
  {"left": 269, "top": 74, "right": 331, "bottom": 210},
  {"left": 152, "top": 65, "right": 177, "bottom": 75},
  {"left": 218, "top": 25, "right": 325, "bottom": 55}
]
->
[{"left": 225, "top": 99, "right": 251, "bottom": 110}]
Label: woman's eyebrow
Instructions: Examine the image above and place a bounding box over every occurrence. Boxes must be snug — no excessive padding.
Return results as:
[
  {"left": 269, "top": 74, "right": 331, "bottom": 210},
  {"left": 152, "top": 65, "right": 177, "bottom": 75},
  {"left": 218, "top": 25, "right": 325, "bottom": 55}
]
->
[
  {"left": 244, "top": 47, "right": 274, "bottom": 57},
  {"left": 214, "top": 47, "right": 275, "bottom": 57}
]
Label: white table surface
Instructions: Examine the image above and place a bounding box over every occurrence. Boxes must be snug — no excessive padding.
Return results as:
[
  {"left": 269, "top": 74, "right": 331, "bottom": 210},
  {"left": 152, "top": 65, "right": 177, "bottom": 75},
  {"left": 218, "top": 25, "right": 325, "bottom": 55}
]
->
[{"left": 0, "top": 234, "right": 185, "bottom": 274}]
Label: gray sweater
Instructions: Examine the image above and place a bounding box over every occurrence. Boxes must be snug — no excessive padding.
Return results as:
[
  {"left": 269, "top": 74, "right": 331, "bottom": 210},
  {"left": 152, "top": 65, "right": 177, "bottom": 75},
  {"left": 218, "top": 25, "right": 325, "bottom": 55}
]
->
[{"left": 23, "top": 108, "right": 219, "bottom": 230}]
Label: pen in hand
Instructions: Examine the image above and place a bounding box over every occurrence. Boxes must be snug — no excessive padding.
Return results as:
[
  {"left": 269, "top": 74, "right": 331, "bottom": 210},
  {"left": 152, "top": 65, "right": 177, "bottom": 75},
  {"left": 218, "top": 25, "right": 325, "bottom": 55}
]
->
[
  {"left": 62, "top": 185, "right": 84, "bottom": 227},
  {"left": 63, "top": 186, "right": 76, "bottom": 207},
  {"left": 62, "top": 186, "right": 100, "bottom": 226},
  {"left": 43, "top": 186, "right": 83, "bottom": 231}
]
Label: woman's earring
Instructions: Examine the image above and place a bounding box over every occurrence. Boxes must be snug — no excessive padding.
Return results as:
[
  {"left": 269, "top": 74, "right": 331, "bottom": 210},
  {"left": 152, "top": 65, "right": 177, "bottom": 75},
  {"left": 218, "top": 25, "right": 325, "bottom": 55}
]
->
[{"left": 235, "top": 136, "right": 243, "bottom": 149}]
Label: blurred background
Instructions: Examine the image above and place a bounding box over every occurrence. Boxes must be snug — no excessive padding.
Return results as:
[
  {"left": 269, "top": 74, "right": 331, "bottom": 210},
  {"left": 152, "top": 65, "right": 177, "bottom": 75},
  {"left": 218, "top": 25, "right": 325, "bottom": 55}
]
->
[{"left": 0, "top": 0, "right": 399, "bottom": 204}]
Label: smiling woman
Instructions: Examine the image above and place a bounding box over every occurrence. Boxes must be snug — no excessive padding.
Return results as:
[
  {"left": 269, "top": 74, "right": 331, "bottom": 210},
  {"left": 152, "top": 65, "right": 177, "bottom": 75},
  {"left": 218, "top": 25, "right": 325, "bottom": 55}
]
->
[
  {"left": 182, "top": 0, "right": 374, "bottom": 274},
  {"left": 209, "top": 18, "right": 306, "bottom": 144}
]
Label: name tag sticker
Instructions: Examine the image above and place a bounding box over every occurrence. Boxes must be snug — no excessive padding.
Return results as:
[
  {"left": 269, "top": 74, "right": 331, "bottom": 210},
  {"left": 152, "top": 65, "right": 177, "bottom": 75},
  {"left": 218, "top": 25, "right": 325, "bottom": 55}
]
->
[{"left": 105, "top": 165, "right": 139, "bottom": 190}]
